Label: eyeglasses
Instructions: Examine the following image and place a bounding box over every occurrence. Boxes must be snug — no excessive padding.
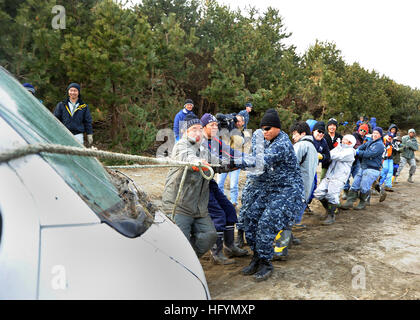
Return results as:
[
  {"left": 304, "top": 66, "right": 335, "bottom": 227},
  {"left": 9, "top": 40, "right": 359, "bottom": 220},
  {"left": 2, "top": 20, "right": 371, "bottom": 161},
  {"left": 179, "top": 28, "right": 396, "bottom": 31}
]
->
[
  {"left": 262, "top": 126, "right": 272, "bottom": 131},
  {"left": 360, "top": 129, "right": 367, "bottom": 133},
  {"left": 316, "top": 130, "right": 325, "bottom": 135}
]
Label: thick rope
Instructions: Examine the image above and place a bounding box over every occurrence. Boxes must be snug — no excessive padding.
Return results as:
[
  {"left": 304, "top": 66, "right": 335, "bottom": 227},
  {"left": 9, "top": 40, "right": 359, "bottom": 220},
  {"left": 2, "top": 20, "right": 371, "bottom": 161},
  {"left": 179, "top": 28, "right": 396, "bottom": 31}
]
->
[
  {"left": 0, "top": 142, "right": 217, "bottom": 222},
  {"left": 0, "top": 143, "right": 215, "bottom": 180}
]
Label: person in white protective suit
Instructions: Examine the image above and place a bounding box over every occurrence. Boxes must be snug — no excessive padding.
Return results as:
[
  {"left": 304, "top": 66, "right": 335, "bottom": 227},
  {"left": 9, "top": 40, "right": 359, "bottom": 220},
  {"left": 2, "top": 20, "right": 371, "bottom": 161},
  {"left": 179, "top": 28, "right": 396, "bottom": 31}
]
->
[{"left": 314, "top": 134, "right": 356, "bottom": 225}]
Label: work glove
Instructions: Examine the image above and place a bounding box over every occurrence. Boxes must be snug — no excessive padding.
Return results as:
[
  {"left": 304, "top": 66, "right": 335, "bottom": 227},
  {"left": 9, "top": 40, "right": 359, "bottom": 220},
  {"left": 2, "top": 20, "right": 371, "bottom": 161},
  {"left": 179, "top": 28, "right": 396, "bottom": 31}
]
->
[
  {"left": 87, "top": 134, "right": 93, "bottom": 147},
  {"left": 317, "top": 153, "right": 323, "bottom": 160},
  {"left": 192, "top": 166, "right": 209, "bottom": 172}
]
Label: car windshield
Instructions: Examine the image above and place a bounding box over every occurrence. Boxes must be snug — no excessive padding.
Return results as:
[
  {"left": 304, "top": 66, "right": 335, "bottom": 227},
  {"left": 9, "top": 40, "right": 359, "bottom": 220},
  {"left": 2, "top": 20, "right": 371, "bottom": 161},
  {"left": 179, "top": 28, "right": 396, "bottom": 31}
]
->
[{"left": 0, "top": 67, "right": 154, "bottom": 237}]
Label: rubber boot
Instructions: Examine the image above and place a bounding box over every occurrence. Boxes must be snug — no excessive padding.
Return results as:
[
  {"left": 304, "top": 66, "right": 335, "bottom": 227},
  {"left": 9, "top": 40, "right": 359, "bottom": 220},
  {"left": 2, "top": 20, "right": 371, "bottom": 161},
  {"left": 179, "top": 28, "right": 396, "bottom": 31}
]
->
[
  {"left": 241, "top": 253, "right": 260, "bottom": 275},
  {"left": 340, "top": 189, "right": 358, "bottom": 210},
  {"left": 408, "top": 174, "right": 414, "bottom": 183},
  {"left": 342, "top": 189, "right": 349, "bottom": 200},
  {"left": 224, "top": 226, "right": 249, "bottom": 258},
  {"left": 253, "top": 259, "right": 273, "bottom": 282},
  {"left": 211, "top": 233, "right": 235, "bottom": 265},
  {"left": 273, "top": 229, "right": 292, "bottom": 261},
  {"left": 291, "top": 233, "right": 301, "bottom": 246},
  {"left": 354, "top": 192, "right": 370, "bottom": 210},
  {"left": 322, "top": 203, "right": 336, "bottom": 225},
  {"left": 379, "top": 186, "right": 387, "bottom": 202},
  {"left": 235, "top": 229, "right": 246, "bottom": 248},
  {"left": 319, "top": 198, "right": 329, "bottom": 219}
]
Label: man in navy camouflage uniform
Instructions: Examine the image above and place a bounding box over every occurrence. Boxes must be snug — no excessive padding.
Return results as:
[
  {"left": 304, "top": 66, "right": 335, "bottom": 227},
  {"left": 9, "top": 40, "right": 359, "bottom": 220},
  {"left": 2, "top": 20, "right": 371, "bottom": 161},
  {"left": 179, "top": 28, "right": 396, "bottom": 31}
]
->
[{"left": 239, "top": 109, "right": 305, "bottom": 281}]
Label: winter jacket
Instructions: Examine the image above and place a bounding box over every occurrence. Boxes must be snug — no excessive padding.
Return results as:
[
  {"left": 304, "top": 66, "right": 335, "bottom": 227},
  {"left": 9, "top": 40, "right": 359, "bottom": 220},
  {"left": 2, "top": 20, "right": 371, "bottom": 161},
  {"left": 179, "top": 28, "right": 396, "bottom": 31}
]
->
[
  {"left": 400, "top": 135, "right": 418, "bottom": 159},
  {"left": 382, "top": 137, "right": 394, "bottom": 160},
  {"left": 392, "top": 140, "right": 402, "bottom": 164},
  {"left": 357, "top": 137, "right": 385, "bottom": 170},
  {"left": 173, "top": 108, "right": 196, "bottom": 140},
  {"left": 313, "top": 137, "right": 331, "bottom": 169},
  {"left": 325, "top": 132, "right": 343, "bottom": 151},
  {"left": 369, "top": 117, "right": 377, "bottom": 132},
  {"left": 54, "top": 98, "right": 93, "bottom": 135},
  {"left": 293, "top": 136, "right": 318, "bottom": 201},
  {"left": 388, "top": 123, "right": 398, "bottom": 135},
  {"left": 325, "top": 143, "right": 355, "bottom": 183},
  {"left": 353, "top": 132, "right": 366, "bottom": 149},
  {"left": 162, "top": 136, "right": 211, "bottom": 218}
]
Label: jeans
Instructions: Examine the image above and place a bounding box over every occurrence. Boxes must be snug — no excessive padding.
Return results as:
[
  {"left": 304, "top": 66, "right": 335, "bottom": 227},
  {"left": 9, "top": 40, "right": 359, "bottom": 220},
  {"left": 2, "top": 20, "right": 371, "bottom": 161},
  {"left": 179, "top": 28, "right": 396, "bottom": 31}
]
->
[
  {"left": 350, "top": 168, "right": 380, "bottom": 194},
  {"left": 344, "top": 160, "right": 361, "bottom": 191},
  {"left": 379, "top": 159, "right": 393, "bottom": 188},
  {"left": 217, "top": 169, "right": 241, "bottom": 205},
  {"left": 307, "top": 173, "right": 317, "bottom": 204}
]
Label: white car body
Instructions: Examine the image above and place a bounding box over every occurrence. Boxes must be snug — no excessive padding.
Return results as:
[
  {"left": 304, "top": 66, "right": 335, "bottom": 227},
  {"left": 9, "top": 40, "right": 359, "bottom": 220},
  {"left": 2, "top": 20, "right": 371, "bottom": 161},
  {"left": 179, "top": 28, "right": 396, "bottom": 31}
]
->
[{"left": 0, "top": 67, "right": 210, "bottom": 299}]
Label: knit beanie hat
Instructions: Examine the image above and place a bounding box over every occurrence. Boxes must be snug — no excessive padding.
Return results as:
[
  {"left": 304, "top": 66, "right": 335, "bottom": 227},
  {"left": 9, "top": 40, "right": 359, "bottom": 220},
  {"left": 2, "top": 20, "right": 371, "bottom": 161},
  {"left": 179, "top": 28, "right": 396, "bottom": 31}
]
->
[
  {"left": 343, "top": 134, "right": 356, "bottom": 148},
  {"left": 373, "top": 127, "right": 383, "bottom": 137},
  {"left": 260, "top": 108, "right": 281, "bottom": 129},
  {"left": 313, "top": 121, "right": 326, "bottom": 133},
  {"left": 359, "top": 124, "right": 369, "bottom": 133},
  {"left": 184, "top": 99, "right": 194, "bottom": 108},
  {"left": 23, "top": 83, "right": 36, "bottom": 94},
  {"left": 67, "top": 82, "right": 81, "bottom": 93},
  {"left": 200, "top": 113, "right": 218, "bottom": 127},
  {"left": 185, "top": 114, "right": 201, "bottom": 129},
  {"left": 327, "top": 118, "right": 338, "bottom": 128},
  {"left": 408, "top": 128, "right": 416, "bottom": 134},
  {"left": 245, "top": 102, "right": 253, "bottom": 108}
]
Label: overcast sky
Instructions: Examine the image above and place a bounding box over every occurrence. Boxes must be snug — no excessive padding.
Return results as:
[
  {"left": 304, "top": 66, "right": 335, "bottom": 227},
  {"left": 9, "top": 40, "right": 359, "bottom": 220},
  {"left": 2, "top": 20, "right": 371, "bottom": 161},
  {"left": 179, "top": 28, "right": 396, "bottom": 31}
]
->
[{"left": 219, "top": 0, "right": 420, "bottom": 89}]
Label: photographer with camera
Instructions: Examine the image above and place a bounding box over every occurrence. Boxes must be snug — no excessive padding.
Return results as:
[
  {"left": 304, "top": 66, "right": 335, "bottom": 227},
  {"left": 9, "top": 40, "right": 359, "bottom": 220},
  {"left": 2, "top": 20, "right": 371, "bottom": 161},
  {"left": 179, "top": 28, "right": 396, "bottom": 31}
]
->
[{"left": 216, "top": 114, "right": 246, "bottom": 208}]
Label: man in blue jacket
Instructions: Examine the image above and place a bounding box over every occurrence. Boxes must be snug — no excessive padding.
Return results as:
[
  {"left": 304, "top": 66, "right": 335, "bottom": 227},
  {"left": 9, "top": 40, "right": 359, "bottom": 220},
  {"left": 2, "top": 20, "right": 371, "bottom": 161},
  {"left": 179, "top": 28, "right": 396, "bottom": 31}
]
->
[
  {"left": 173, "top": 99, "right": 195, "bottom": 142},
  {"left": 54, "top": 83, "right": 93, "bottom": 146},
  {"left": 341, "top": 127, "right": 385, "bottom": 210}
]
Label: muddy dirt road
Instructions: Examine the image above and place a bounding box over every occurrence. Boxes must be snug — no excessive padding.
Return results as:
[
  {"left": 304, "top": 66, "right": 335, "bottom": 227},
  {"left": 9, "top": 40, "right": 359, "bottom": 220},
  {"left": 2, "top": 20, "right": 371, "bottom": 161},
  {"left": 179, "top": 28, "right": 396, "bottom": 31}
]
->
[{"left": 120, "top": 149, "right": 420, "bottom": 300}]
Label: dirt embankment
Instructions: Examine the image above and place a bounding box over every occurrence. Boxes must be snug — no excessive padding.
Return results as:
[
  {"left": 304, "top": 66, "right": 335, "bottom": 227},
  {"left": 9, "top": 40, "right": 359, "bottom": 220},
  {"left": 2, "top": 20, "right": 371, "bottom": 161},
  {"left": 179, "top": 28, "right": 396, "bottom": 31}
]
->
[{"left": 121, "top": 142, "right": 420, "bottom": 300}]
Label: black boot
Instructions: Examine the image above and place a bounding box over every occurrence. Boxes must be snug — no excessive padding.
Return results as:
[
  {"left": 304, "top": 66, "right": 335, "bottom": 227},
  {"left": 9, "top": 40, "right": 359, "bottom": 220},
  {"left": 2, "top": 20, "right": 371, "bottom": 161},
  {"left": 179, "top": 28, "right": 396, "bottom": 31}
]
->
[
  {"left": 322, "top": 203, "right": 336, "bottom": 225},
  {"left": 241, "top": 253, "right": 260, "bottom": 275},
  {"left": 273, "top": 229, "right": 292, "bottom": 261},
  {"left": 340, "top": 189, "right": 358, "bottom": 210},
  {"left": 355, "top": 192, "right": 370, "bottom": 210},
  {"left": 379, "top": 186, "right": 386, "bottom": 202},
  {"left": 211, "top": 232, "right": 235, "bottom": 265},
  {"left": 291, "top": 233, "right": 301, "bottom": 246},
  {"left": 254, "top": 259, "right": 274, "bottom": 282},
  {"left": 235, "top": 229, "right": 246, "bottom": 248},
  {"left": 224, "top": 226, "right": 249, "bottom": 257},
  {"left": 319, "top": 198, "right": 329, "bottom": 219}
]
